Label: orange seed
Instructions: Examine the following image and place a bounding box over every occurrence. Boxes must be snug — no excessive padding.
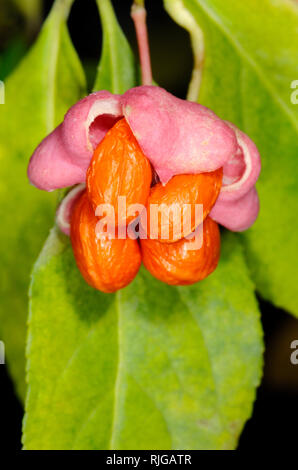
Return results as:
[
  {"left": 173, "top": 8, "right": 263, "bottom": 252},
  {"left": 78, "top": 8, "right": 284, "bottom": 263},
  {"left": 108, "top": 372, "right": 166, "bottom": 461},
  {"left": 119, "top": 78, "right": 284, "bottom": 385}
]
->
[
  {"left": 141, "top": 169, "right": 223, "bottom": 243},
  {"left": 71, "top": 191, "right": 141, "bottom": 293},
  {"left": 86, "top": 118, "right": 152, "bottom": 227},
  {"left": 140, "top": 216, "right": 220, "bottom": 285}
]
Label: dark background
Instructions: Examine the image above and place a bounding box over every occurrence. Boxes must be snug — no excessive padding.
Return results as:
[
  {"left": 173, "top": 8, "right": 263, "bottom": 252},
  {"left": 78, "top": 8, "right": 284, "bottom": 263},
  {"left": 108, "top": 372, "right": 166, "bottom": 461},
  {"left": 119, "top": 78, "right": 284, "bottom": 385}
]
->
[{"left": 1, "top": 0, "right": 298, "bottom": 451}]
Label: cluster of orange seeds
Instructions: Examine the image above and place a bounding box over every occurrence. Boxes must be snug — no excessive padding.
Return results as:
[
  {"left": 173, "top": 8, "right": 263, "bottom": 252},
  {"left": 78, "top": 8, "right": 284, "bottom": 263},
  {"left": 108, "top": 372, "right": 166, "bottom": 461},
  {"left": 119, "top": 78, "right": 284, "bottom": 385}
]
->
[{"left": 70, "top": 118, "right": 223, "bottom": 293}]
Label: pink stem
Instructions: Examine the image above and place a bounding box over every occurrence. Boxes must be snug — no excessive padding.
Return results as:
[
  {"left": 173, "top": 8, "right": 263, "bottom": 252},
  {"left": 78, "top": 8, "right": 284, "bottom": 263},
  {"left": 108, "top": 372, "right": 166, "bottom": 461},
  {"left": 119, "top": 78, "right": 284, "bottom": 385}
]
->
[{"left": 131, "top": 2, "right": 152, "bottom": 86}]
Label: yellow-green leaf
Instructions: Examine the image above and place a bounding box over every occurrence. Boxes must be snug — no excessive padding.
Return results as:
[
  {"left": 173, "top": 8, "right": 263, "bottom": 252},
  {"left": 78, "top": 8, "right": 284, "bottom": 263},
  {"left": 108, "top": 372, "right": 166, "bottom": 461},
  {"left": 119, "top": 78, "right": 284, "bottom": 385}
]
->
[
  {"left": 23, "top": 229, "right": 263, "bottom": 450},
  {"left": 0, "top": 0, "right": 86, "bottom": 400},
  {"left": 93, "top": 0, "right": 137, "bottom": 93},
  {"left": 165, "top": 0, "right": 298, "bottom": 317}
]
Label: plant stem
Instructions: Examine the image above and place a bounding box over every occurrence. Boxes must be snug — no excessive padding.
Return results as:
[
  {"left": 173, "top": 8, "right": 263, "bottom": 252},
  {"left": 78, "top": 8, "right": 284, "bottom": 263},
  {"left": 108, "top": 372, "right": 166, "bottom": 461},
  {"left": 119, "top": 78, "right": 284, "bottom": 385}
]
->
[{"left": 131, "top": 1, "right": 152, "bottom": 86}]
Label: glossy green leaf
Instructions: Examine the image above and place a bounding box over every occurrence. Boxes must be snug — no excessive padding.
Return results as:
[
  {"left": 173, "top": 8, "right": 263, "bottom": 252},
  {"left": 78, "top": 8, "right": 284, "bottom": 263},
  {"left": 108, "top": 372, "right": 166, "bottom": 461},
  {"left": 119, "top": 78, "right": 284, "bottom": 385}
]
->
[
  {"left": 0, "top": 0, "right": 86, "bottom": 399},
  {"left": 23, "top": 228, "right": 262, "bottom": 450},
  {"left": 93, "top": 0, "right": 137, "bottom": 93},
  {"left": 165, "top": 0, "right": 298, "bottom": 316}
]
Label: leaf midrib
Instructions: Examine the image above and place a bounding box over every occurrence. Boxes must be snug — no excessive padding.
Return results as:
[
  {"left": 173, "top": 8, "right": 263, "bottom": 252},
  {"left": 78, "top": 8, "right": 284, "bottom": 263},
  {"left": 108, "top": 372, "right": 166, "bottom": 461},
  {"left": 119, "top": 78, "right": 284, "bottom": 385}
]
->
[
  {"left": 108, "top": 284, "right": 228, "bottom": 450},
  {"left": 109, "top": 290, "right": 123, "bottom": 449}
]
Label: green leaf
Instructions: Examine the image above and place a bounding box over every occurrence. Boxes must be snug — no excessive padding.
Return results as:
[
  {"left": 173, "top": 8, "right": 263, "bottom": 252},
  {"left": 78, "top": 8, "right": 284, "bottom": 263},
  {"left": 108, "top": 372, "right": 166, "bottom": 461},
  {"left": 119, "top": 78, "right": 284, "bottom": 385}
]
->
[
  {"left": 93, "top": 0, "right": 137, "bottom": 93},
  {"left": 12, "top": 0, "right": 42, "bottom": 23},
  {"left": 165, "top": 0, "right": 298, "bottom": 316},
  {"left": 0, "top": 0, "right": 86, "bottom": 400},
  {"left": 22, "top": 228, "right": 262, "bottom": 450},
  {"left": 0, "top": 39, "right": 27, "bottom": 80},
  {"left": 22, "top": 0, "right": 262, "bottom": 449}
]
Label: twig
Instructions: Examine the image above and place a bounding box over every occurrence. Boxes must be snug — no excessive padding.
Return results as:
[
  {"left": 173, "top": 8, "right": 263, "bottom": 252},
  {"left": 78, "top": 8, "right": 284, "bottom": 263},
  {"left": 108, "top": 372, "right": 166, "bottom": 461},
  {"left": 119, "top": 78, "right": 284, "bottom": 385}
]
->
[{"left": 131, "top": 1, "right": 152, "bottom": 86}]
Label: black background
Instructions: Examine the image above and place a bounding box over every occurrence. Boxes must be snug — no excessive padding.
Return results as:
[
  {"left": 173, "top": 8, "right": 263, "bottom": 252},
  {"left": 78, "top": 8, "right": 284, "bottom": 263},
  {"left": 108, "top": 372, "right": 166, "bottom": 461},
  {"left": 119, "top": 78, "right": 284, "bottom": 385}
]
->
[{"left": 1, "top": 0, "right": 298, "bottom": 451}]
